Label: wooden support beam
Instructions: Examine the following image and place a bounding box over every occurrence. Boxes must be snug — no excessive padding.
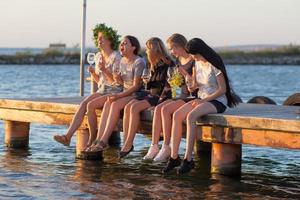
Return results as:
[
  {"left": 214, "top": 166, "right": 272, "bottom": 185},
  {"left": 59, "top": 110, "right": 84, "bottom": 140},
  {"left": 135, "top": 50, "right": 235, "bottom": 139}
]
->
[
  {"left": 200, "top": 126, "right": 300, "bottom": 149},
  {"left": 5, "top": 121, "right": 30, "bottom": 148},
  {"left": 211, "top": 143, "right": 241, "bottom": 176}
]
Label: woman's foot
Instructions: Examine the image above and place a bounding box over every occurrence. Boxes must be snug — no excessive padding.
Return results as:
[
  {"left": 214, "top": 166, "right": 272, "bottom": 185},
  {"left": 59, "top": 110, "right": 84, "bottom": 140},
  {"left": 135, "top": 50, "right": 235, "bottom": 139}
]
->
[
  {"left": 53, "top": 135, "right": 70, "bottom": 146},
  {"left": 154, "top": 144, "right": 170, "bottom": 162},
  {"left": 88, "top": 140, "right": 108, "bottom": 152},
  {"left": 143, "top": 144, "right": 159, "bottom": 160},
  {"left": 83, "top": 139, "right": 100, "bottom": 152},
  {"left": 177, "top": 159, "right": 195, "bottom": 174},
  {"left": 162, "top": 156, "right": 181, "bottom": 174},
  {"left": 119, "top": 145, "right": 134, "bottom": 158}
]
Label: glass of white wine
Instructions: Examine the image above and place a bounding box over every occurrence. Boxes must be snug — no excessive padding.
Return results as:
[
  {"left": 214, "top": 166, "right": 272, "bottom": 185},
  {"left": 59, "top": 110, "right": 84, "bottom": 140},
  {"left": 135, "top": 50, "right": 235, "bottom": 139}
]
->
[
  {"left": 185, "top": 74, "right": 194, "bottom": 98},
  {"left": 141, "top": 68, "right": 151, "bottom": 91},
  {"left": 112, "top": 64, "right": 121, "bottom": 86},
  {"left": 87, "top": 53, "right": 95, "bottom": 65}
]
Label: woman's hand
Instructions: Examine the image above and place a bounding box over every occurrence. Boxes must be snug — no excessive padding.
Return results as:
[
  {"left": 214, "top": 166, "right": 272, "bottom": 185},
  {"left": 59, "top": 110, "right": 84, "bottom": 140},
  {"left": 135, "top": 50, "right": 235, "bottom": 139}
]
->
[
  {"left": 177, "top": 66, "right": 188, "bottom": 76},
  {"left": 107, "top": 94, "right": 119, "bottom": 103},
  {"left": 96, "top": 54, "right": 106, "bottom": 71},
  {"left": 191, "top": 99, "right": 203, "bottom": 107},
  {"left": 113, "top": 74, "right": 122, "bottom": 83},
  {"left": 87, "top": 66, "right": 95, "bottom": 74}
]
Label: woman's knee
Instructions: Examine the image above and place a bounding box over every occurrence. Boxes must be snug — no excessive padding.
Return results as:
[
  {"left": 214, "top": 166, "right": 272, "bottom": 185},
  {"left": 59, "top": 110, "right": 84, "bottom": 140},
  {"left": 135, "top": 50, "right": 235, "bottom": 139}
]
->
[
  {"left": 161, "top": 105, "right": 172, "bottom": 117},
  {"left": 111, "top": 101, "right": 122, "bottom": 111},
  {"left": 86, "top": 101, "right": 96, "bottom": 113},
  {"left": 129, "top": 102, "right": 142, "bottom": 115},
  {"left": 187, "top": 111, "right": 198, "bottom": 123},
  {"left": 173, "top": 109, "right": 185, "bottom": 122},
  {"left": 124, "top": 103, "right": 132, "bottom": 113}
]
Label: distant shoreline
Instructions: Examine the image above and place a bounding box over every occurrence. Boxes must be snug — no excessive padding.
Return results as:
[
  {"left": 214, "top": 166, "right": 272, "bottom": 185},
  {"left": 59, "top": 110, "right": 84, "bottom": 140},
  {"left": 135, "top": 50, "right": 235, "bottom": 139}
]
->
[{"left": 0, "top": 45, "right": 299, "bottom": 65}]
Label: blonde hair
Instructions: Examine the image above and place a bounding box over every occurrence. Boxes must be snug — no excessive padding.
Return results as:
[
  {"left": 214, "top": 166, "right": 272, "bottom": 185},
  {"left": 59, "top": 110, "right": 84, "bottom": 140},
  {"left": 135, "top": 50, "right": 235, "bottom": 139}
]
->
[
  {"left": 166, "top": 33, "right": 188, "bottom": 51},
  {"left": 146, "top": 37, "right": 171, "bottom": 71}
]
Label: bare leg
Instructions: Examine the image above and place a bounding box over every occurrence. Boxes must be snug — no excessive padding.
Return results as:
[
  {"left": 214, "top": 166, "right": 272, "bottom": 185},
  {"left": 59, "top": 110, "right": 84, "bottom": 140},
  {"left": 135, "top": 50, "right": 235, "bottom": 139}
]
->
[
  {"left": 100, "top": 96, "right": 135, "bottom": 144},
  {"left": 151, "top": 100, "right": 172, "bottom": 145},
  {"left": 95, "top": 100, "right": 112, "bottom": 141},
  {"left": 123, "top": 99, "right": 138, "bottom": 142},
  {"left": 170, "top": 100, "right": 196, "bottom": 159},
  {"left": 122, "top": 100, "right": 151, "bottom": 152},
  {"left": 161, "top": 100, "right": 185, "bottom": 146},
  {"left": 85, "top": 95, "right": 110, "bottom": 146},
  {"left": 65, "top": 93, "right": 102, "bottom": 140},
  {"left": 184, "top": 102, "right": 217, "bottom": 161}
]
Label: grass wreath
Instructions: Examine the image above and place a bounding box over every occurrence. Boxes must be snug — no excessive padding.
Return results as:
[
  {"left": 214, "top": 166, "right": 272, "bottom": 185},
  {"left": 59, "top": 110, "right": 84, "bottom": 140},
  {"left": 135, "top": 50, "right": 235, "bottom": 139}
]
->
[{"left": 92, "top": 23, "right": 121, "bottom": 50}]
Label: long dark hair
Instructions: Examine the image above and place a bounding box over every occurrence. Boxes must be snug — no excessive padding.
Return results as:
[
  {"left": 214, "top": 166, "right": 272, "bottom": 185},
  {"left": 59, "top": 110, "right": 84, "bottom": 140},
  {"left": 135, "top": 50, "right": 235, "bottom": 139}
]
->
[
  {"left": 186, "top": 38, "right": 239, "bottom": 107},
  {"left": 125, "top": 35, "right": 141, "bottom": 55}
]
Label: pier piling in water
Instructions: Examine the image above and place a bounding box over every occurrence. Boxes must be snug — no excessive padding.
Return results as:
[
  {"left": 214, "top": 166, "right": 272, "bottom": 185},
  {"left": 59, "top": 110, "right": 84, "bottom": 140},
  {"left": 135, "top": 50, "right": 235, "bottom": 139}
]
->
[
  {"left": 0, "top": 97, "right": 299, "bottom": 176},
  {"left": 5, "top": 121, "right": 30, "bottom": 148}
]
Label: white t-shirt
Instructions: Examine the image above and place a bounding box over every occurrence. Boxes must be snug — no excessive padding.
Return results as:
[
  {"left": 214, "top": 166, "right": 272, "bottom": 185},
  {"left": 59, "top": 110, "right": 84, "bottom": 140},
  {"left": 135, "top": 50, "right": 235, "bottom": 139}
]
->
[
  {"left": 95, "top": 51, "right": 121, "bottom": 88},
  {"left": 120, "top": 56, "right": 146, "bottom": 90},
  {"left": 195, "top": 61, "right": 227, "bottom": 106}
]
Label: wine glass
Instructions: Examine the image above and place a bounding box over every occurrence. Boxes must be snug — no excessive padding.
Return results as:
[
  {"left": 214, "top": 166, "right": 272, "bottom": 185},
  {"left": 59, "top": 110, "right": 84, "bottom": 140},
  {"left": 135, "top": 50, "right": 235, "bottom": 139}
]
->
[
  {"left": 112, "top": 64, "right": 121, "bottom": 86},
  {"left": 185, "top": 74, "right": 194, "bottom": 98},
  {"left": 141, "top": 68, "right": 151, "bottom": 90},
  {"left": 167, "top": 67, "right": 175, "bottom": 84},
  {"left": 87, "top": 53, "right": 95, "bottom": 65}
]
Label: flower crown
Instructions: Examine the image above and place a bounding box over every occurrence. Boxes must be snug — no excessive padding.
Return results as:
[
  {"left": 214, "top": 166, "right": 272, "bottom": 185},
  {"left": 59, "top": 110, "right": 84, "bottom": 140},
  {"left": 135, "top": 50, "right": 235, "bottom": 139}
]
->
[{"left": 92, "top": 23, "right": 121, "bottom": 50}]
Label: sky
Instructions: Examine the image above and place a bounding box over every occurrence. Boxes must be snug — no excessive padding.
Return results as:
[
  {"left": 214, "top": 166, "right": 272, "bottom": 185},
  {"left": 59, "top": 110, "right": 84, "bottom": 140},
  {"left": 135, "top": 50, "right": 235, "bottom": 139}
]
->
[{"left": 0, "top": 0, "right": 300, "bottom": 48}]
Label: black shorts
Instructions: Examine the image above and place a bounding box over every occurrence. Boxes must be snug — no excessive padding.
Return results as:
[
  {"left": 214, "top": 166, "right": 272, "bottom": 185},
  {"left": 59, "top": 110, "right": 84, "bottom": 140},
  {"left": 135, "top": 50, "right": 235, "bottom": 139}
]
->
[
  {"left": 182, "top": 97, "right": 196, "bottom": 103},
  {"left": 182, "top": 98, "right": 226, "bottom": 113},
  {"left": 209, "top": 100, "right": 227, "bottom": 113},
  {"left": 144, "top": 95, "right": 160, "bottom": 106}
]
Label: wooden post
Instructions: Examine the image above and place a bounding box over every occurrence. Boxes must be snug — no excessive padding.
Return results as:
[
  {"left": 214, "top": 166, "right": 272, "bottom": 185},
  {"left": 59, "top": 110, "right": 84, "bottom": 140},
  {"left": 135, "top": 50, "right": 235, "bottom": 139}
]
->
[
  {"left": 211, "top": 143, "right": 241, "bottom": 176},
  {"left": 194, "top": 140, "right": 212, "bottom": 154},
  {"left": 76, "top": 128, "right": 89, "bottom": 158},
  {"left": 5, "top": 121, "right": 30, "bottom": 148}
]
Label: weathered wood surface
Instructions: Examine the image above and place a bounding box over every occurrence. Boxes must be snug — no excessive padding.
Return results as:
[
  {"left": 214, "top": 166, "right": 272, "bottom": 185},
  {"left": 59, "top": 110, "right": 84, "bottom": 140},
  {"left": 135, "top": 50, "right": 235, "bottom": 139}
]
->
[{"left": 0, "top": 97, "right": 300, "bottom": 149}]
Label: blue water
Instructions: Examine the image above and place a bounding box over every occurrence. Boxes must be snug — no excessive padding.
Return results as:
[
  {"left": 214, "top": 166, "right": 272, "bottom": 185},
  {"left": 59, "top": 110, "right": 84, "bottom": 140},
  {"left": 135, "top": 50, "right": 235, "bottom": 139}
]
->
[{"left": 0, "top": 64, "right": 300, "bottom": 199}]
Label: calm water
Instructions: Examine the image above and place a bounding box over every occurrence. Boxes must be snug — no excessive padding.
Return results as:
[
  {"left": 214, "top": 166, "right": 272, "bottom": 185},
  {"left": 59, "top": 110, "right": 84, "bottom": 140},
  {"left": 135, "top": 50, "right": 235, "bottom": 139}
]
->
[{"left": 0, "top": 64, "right": 300, "bottom": 199}]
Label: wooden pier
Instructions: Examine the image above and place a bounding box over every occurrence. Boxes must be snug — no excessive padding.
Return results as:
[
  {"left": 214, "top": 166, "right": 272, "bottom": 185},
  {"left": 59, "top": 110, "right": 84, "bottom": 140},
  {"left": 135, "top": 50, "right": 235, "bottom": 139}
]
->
[{"left": 0, "top": 97, "right": 299, "bottom": 176}]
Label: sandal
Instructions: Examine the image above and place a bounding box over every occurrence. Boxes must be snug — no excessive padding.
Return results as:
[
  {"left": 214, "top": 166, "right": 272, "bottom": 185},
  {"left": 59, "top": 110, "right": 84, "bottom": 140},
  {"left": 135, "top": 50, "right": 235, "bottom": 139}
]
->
[
  {"left": 53, "top": 135, "right": 70, "bottom": 146},
  {"left": 83, "top": 140, "right": 100, "bottom": 152},
  {"left": 84, "top": 141, "right": 108, "bottom": 154}
]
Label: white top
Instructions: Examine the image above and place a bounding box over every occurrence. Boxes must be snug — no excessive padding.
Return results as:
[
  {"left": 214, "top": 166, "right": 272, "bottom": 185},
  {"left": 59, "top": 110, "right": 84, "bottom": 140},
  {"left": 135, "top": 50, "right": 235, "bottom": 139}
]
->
[
  {"left": 195, "top": 61, "right": 227, "bottom": 106},
  {"left": 120, "top": 56, "right": 146, "bottom": 90},
  {"left": 95, "top": 51, "right": 121, "bottom": 88}
]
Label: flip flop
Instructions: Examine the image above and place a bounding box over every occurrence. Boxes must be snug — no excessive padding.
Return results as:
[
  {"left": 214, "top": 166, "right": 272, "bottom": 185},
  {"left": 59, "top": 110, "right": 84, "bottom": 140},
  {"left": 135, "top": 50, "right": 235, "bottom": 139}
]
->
[{"left": 53, "top": 135, "right": 70, "bottom": 146}]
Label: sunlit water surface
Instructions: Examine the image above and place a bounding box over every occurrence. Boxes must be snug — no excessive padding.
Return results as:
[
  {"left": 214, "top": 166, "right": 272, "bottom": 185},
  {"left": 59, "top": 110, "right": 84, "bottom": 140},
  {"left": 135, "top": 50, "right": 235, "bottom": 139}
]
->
[{"left": 0, "top": 64, "right": 299, "bottom": 199}]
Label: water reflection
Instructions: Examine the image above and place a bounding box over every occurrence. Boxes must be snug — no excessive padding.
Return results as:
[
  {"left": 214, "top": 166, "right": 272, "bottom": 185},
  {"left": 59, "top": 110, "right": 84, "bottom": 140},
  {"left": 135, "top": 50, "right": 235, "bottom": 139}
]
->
[{"left": 0, "top": 65, "right": 300, "bottom": 199}]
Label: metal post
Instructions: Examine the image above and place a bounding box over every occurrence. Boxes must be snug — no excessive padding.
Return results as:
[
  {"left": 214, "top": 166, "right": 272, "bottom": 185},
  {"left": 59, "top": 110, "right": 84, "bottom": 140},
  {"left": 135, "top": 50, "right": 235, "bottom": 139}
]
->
[{"left": 79, "top": 0, "right": 87, "bottom": 96}]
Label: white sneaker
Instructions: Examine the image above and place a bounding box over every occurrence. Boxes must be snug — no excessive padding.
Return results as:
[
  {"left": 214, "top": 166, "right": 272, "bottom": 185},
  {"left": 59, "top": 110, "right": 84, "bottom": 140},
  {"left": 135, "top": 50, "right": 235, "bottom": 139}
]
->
[
  {"left": 153, "top": 145, "right": 171, "bottom": 162},
  {"left": 143, "top": 144, "right": 159, "bottom": 160}
]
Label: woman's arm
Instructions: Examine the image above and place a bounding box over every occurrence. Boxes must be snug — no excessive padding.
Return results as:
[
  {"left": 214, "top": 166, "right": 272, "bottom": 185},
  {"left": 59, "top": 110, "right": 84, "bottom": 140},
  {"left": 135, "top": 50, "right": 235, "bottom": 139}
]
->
[
  {"left": 101, "top": 67, "right": 114, "bottom": 84},
  {"left": 192, "top": 73, "right": 227, "bottom": 106},
  {"left": 108, "top": 77, "right": 142, "bottom": 102},
  {"left": 88, "top": 66, "right": 100, "bottom": 83}
]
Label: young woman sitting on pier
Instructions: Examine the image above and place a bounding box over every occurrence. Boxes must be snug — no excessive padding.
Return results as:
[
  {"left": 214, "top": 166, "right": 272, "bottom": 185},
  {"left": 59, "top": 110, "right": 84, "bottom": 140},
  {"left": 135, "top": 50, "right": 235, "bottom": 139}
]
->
[
  {"left": 119, "top": 37, "right": 174, "bottom": 158},
  {"left": 162, "top": 38, "right": 239, "bottom": 174},
  {"left": 143, "top": 34, "right": 195, "bottom": 161},
  {"left": 84, "top": 35, "right": 146, "bottom": 153},
  {"left": 53, "top": 24, "right": 122, "bottom": 147}
]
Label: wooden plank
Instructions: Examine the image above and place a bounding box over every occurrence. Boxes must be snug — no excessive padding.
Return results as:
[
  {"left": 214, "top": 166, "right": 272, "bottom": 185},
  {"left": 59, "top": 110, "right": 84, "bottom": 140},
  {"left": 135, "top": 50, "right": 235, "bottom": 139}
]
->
[
  {"left": 0, "top": 108, "right": 77, "bottom": 126},
  {"left": 0, "top": 97, "right": 82, "bottom": 113},
  {"left": 200, "top": 126, "right": 300, "bottom": 149}
]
